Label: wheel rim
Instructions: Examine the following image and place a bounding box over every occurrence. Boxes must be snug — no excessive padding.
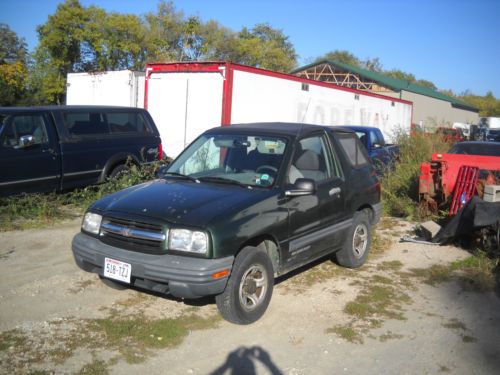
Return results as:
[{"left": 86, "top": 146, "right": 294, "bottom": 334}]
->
[
  {"left": 238, "top": 264, "right": 268, "bottom": 311},
  {"left": 352, "top": 223, "right": 369, "bottom": 259}
]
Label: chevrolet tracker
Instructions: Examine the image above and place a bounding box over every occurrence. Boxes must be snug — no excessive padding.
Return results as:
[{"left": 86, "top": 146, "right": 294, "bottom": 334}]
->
[{"left": 72, "top": 123, "right": 381, "bottom": 324}]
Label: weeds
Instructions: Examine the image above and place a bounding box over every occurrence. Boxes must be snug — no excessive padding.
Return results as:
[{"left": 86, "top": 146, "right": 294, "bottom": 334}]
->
[
  {"left": 410, "top": 254, "right": 499, "bottom": 292},
  {"left": 380, "top": 131, "right": 449, "bottom": 219},
  {"left": 0, "top": 162, "right": 163, "bottom": 231}
]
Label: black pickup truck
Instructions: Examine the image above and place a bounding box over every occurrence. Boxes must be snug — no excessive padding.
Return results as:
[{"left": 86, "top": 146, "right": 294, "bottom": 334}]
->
[
  {"left": 72, "top": 123, "right": 381, "bottom": 324},
  {"left": 0, "top": 106, "right": 162, "bottom": 196}
]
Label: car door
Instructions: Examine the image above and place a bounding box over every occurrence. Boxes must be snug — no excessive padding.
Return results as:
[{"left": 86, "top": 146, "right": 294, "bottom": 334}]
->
[
  {"left": 0, "top": 112, "right": 61, "bottom": 196},
  {"left": 284, "top": 132, "right": 345, "bottom": 268}
]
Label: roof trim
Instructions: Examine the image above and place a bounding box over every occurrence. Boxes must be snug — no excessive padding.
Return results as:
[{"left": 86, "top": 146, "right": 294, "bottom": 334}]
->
[{"left": 291, "top": 60, "right": 478, "bottom": 113}]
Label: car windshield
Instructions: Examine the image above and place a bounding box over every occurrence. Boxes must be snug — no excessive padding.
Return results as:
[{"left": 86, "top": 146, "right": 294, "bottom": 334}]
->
[
  {"left": 448, "top": 143, "right": 500, "bottom": 157},
  {"left": 165, "top": 133, "right": 288, "bottom": 188}
]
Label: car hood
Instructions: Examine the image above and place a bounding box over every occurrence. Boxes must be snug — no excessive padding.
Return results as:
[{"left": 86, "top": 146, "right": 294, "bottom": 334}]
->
[{"left": 90, "top": 178, "right": 269, "bottom": 227}]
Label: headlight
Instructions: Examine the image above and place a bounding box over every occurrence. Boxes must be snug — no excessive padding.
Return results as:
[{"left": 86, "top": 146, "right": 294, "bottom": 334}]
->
[
  {"left": 82, "top": 212, "right": 102, "bottom": 235},
  {"left": 169, "top": 229, "right": 208, "bottom": 254}
]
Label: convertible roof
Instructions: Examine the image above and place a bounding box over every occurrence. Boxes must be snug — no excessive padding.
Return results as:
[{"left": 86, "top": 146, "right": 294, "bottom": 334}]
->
[{"left": 205, "top": 122, "right": 354, "bottom": 138}]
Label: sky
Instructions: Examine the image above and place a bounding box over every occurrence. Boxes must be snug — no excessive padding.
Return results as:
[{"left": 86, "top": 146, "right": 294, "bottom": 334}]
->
[{"left": 1, "top": 0, "right": 499, "bottom": 97}]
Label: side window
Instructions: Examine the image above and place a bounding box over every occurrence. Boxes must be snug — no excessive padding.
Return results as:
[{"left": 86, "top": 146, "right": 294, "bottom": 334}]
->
[
  {"left": 1, "top": 114, "right": 48, "bottom": 148},
  {"left": 289, "top": 135, "right": 335, "bottom": 183},
  {"left": 337, "top": 133, "right": 369, "bottom": 167},
  {"left": 107, "top": 112, "right": 152, "bottom": 134},
  {"left": 63, "top": 112, "right": 109, "bottom": 137}
]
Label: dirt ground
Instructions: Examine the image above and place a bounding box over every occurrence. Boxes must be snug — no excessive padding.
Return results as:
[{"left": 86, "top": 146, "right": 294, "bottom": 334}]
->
[{"left": 1, "top": 218, "right": 500, "bottom": 375}]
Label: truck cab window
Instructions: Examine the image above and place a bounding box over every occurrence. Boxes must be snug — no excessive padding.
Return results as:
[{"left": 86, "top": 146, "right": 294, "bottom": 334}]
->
[{"left": 1, "top": 115, "right": 48, "bottom": 148}]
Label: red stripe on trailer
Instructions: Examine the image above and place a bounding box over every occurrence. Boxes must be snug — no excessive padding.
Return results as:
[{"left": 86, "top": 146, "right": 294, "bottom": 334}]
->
[{"left": 221, "top": 63, "right": 234, "bottom": 126}]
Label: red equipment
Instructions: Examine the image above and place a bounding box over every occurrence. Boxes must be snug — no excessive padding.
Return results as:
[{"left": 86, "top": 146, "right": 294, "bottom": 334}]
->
[{"left": 419, "top": 152, "right": 500, "bottom": 215}]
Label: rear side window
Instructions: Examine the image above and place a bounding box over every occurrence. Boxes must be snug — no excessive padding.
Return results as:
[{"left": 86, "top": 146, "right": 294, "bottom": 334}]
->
[
  {"left": 63, "top": 112, "right": 109, "bottom": 137},
  {"left": 337, "top": 133, "right": 370, "bottom": 167},
  {"left": 107, "top": 112, "right": 152, "bottom": 134}
]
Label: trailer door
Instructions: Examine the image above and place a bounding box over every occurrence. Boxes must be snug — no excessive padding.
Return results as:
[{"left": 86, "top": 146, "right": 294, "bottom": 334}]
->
[{"left": 147, "top": 72, "right": 224, "bottom": 158}]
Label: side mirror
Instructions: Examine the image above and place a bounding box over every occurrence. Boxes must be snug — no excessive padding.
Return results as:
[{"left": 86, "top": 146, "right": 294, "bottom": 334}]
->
[
  {"left": 15, "top": 135, "right": 35, "bottom": 149},
  {"left": 285, "top": 178, "right": 316, "bottom": 197}
]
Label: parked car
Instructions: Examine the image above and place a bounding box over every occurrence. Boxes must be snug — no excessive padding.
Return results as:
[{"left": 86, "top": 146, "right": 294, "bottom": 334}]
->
[
  {"left": 0, "top": 106, "right": 162, "bottom": 196},
  {"left": 72, "top": 122, "right": 381, "bottom": 324},
  {"left": 435, "top": 127, "right": 464, "bottom": 143},
  {"left": 339, "top": 125, "right": 399, "bottom": 174},
  {"left": 448, "top": 141, "right": 500, "bottom": 156}
]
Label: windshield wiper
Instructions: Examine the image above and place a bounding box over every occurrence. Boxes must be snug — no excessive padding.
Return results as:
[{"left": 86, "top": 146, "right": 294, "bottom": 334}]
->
[
  {"left": 161, "top": 172, "right": 200, "bottom": 183},
  {"left": 198, "top": 176, "right": 252, "bottom": 189}
]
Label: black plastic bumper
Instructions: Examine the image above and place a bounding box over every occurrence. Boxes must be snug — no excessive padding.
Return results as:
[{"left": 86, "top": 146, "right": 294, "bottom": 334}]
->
[{"left": 72, "top": 232, "right": 234, "bottom": 299}]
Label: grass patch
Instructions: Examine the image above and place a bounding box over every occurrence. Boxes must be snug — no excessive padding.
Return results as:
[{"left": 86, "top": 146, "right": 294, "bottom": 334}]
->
[
  {"left": 0, "top": 330, "right": 26, "bottom": 351},
  {"left": 0, "top": 162, "right": 163, "bottom": 232},
  {"left": 371, "top": 230, "right": 393, "bottom": 255},
  {"left": 410, "top": 254, "right": 498, "bottom": 292},
  {"left": 0, "top": 312, "right": 221, "bottom": 372},
  {"left": 77, "top": 359, "right": 110, "bottom": 375},
  {"left": 327, "top": 269, "right": 414, "bottom": 342},
  {"left": 87, "top": 313, "right": 220, "bottom": 364},
  {"left": 378, "top": 331, "right": 404, "bottom": 342},
  {"left": 442, "top": 318, "right": 466, "bottom": 331},
  {"left": 326, "top": 325, "right": 363, "bottom": 344}
]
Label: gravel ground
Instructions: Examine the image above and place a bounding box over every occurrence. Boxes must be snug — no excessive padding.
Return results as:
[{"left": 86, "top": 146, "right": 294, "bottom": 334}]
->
[{"left": 0, "top": 218, "right": 499, "bottom": 375}]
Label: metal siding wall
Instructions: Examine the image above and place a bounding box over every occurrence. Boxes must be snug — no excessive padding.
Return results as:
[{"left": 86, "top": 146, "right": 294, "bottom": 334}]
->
[{"left": 401, "top": 91, "right": 478, "bottom": 129}]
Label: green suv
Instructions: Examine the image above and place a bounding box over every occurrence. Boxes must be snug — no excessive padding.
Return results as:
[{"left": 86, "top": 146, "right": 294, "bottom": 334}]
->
[{"left": 72, "top": 123, "right": 381, "bottom": 324}]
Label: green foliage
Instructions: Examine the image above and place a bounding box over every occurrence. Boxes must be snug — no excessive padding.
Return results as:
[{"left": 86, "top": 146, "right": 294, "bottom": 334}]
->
[
  {"left": 315, "top": 49, "right": 361, "bottom": 66},
  {"left": 0, "top": 161, "right": 162, "bottom": 231},
  {"left": 460, "top": 91, "right": 500, "bottom": 117},
  {"left": 0, "top": 23, "right": 28, "bottom": 105},
  {"left": 380, "top": 131, "right": 448, "bottom": 219}
]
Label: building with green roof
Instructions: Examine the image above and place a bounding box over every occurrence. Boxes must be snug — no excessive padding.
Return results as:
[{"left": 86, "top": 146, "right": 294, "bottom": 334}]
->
[{"left": 292, "top": 60, "right": 479, "bottom": 130}]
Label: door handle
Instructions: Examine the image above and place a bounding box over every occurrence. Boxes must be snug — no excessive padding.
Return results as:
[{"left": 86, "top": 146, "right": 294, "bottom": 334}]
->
[{"left": 329, "top": 187, "right": 341, "bottom": 196}]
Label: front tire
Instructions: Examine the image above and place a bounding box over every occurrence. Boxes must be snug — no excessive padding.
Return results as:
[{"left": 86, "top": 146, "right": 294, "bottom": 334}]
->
[
  {"left": 336, "top": 210, "right": 372, "bottom": 268},
  {"left": 216, "top": 247, "right": 274, "bottom": 325}
]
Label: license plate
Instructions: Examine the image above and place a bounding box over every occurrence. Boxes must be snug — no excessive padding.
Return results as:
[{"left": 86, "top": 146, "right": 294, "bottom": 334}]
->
[{"left": 103, "top": 257, "right": 131, "bottom": 284}]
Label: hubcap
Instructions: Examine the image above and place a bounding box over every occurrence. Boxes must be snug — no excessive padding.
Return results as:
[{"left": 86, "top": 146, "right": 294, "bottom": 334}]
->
[
  {"left": 352, "top": 223, "right": 368, "bottom": 259},
  {"left": 238, "top": 264, "right": 268, "bottom": 311}
]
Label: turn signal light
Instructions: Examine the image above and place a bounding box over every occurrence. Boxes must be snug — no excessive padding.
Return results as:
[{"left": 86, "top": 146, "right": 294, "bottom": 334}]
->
[{"left": 212, "top": 269, "right": 230, "bottom": 279}]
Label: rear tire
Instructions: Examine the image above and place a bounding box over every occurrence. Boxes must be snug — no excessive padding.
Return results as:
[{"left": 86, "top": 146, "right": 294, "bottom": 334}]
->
[
  {"left": 109, "top": 164, "right": 129, "bottom": 180},
  {"left": 215, "top": 246, "right": 274, "bottom": 325},
  {"left": 336, "top": 210, "right": 372, "bottom": 268}
]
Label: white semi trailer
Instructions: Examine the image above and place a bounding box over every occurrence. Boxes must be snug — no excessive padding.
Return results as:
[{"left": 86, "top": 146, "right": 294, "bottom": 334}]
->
[
  {"left": 66, "top": 70, "right": 145, "bottom": 108},
  {"left": 66, "top": 62, "right": 413, "bottom": 158},
  {"left": 145, "top": 62, "right": 413, "bottom": 158}
]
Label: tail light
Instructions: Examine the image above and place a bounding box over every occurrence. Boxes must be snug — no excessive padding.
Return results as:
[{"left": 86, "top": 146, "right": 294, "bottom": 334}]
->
[{"left": 158, "top": 143, "right": 163, "bottom": 160}]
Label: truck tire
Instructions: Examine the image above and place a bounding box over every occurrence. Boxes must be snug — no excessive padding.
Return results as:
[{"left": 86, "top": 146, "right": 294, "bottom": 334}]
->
[
  {"left": 109, "top": 164, "right": 129, "bottom": 180},
  {"left": 335, "top": 209, "right": 372, "bottom": 268},
  {"left": 215, "top": 246, "right": 274, "bottom": 325}
]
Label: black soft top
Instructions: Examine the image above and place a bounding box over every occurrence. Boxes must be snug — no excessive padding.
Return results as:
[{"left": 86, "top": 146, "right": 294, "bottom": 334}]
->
[{"left": 205, "top": 122, "right": 354, "bottom": 138}]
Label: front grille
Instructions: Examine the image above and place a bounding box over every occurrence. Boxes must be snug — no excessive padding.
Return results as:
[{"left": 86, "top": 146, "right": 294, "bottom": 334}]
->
[{"left": 100, "top": 216, "right": 166, "bottom": 254}]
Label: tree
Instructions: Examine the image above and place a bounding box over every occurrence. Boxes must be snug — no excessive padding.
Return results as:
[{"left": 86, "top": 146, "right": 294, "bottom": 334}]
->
[
  {"left": 0, "top": 23, "right": 28, "bottom": 105},
  {"left": 35, "top": 0, "right": 90, "bottom": 103},
  {"left": 362, "top": 57, "right": 383, "bottom": 72},
  {"left": 315, "top": 50, "right": 361, "bottom": 67}
]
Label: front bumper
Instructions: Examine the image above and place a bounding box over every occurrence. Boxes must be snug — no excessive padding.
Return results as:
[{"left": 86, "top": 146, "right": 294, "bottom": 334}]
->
[{"left": 72, "top": 232, "right": 234, "bottom": 299}]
